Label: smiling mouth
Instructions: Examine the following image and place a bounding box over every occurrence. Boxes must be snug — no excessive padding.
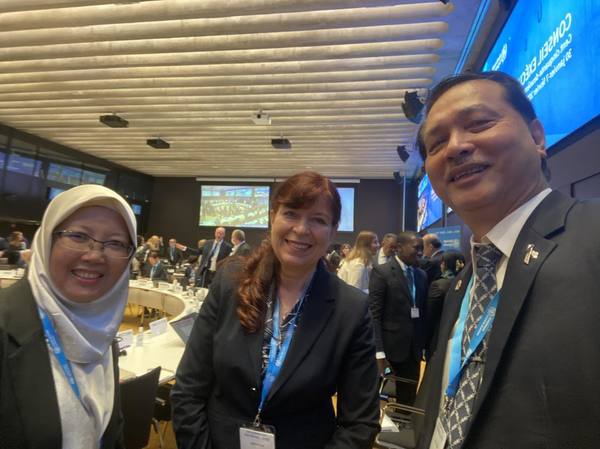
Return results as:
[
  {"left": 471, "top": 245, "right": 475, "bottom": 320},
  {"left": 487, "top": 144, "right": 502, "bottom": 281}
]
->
[
  {"left": 450, "top": 165, "right": 489, "bottom": 182},
  {"left": 285, "top": 239, "right": 312, "bottom": 250},
  {"left": 72, "top": 269, "right": 103, "bottom": 280}
]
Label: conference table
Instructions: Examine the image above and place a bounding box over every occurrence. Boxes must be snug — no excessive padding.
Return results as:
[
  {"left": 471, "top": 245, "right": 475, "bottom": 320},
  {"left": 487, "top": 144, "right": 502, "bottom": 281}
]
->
[
  {"left": 118, "top": 280, "right": 207, "bottom": 384},
  {"left": 0, "top": 269, "right": 23, "bottom": 288},
  {"left": 0, "top": 271, "right": 205, "bottom": 384}
]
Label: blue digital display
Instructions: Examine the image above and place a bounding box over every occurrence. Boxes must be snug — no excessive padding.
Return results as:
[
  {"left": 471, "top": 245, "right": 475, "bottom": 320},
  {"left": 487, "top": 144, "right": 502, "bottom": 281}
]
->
[
  {"left": 130, "top": 204, "right": 142, "bottom": 215},
  {"left": 337, "top": 187, "right": 355, "bottom": 232},
  {"left": 482, "top": 0, "right": 600, "bottom": 149},
  {"left": 47, "top": 187, "right": 66, "bottom": 200},
  {"left": 417, "top": 174, "right": 443, "bottom": 231}
]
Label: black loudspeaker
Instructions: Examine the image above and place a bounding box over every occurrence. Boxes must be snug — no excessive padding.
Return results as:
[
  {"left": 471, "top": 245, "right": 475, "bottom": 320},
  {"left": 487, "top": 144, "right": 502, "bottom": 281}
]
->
[
  {"left": 397, "top": 145, "right": 410, "bottom": 162},
  {"left": 393, "top": 171, "right": 404, "bottom": 184},
  {"left": 402, "top": 91, "right": 425, "bottom": 124}
]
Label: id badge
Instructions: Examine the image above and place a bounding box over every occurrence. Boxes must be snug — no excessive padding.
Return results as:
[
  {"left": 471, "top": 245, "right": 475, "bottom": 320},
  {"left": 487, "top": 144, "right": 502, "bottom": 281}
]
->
[
  {"left": 429, "top": 417, "right": 447, "bottom": 449},
  {"left": 240, "top": 424, "right": 276, "bottom": 449},
  {"left": 411, "top": 307, "right": 420, "bottom": 319}
]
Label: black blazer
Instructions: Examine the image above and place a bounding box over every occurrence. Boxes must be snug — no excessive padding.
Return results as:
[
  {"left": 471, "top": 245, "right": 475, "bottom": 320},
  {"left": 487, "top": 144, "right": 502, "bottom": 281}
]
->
[
  {"left": 199, "top": 239, "right": 232, "bottom": 271},
  {"left": 142, "top": 261, "right": 169, "bottom": 281},
  {"left": 368, "top": 258, "right": 428, "bottom": 363},
  {"left": 171, "top": 262, "right": 380, "bottom": 449},
  {"left": 231, "top": 242, "right": 252, "bottom": 257},
  {"left": 166, "top": 246, "right": 184, "bottom": 266},
  {"left": 418, "top": 191, "right": 600, "bottom": 449},
  {"left": 0, "top": 279, "right": 123, "bottom": 449}
]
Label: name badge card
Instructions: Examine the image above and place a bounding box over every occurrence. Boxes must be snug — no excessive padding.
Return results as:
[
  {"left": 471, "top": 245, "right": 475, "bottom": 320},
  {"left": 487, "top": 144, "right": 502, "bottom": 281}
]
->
[
  {"left": 116, "top": 329, "right": 134, "bottom": 349},
  {"left": 240, "top": 426, "right": 275, "bottom": 449},
  {"left": 411, "top": 307, "right": 420, "bottom": 319},
  {"left": 149, "top": 317, "right": 169, "bottom": 336}
]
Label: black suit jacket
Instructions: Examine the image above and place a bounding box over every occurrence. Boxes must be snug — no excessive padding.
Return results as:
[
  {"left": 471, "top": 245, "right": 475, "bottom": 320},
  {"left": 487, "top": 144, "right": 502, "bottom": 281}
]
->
[
  {"left": 0, "top": 279, "right": 123, "bottom": 449},
  {"left": 166, "top": 246, "right": 184, "bottom": 266},
  {"left": 199, "top": 239, "right": 232, "bottom": 272},
  {"left": 171, "top": 262, "right": 380, "bottom": 449},
  {"left": 142, "top": 261, "right": 169, "bottom": 281},
  {"left": 418, "top": 191, "right": 600, "bottom": 449},
  {"left": 231, "top": 241, "right": 252, "bottom": 257},
  {"left": 368, "top": 258, "right": 428, "bottom": 363}
]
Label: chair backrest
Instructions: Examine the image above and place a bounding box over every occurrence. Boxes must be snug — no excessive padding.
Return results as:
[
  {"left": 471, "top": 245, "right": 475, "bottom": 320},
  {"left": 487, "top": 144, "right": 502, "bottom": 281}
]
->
[{"left": 120, "top": 366, "right": 161, "bottom": 449}]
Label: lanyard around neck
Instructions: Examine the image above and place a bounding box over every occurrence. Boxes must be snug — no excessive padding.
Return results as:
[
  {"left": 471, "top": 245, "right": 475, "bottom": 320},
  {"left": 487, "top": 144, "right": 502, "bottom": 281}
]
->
[
  {"left": 37, "top": 306, "right": 83, "bottom": 401},
  {"left": 256, "top": 272, "right": 314, "bottom": 421},
  {"left": 445, "top": 276, "right": 501, "bottom": 398}
]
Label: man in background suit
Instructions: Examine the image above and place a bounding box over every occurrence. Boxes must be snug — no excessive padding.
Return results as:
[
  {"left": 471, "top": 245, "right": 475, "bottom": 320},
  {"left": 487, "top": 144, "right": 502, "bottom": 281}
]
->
[
  {"left": 166, "top": 238, "right": 184, "bottom": 266},
  {"left": 229, "top": 229, "right": 251, "bottom": 257},
  {"left": 416, "top": 71, "right": 600, "bottom": 449},
  {"left": 368, "top": 231, "right": 428, "bottom": 405},
  {"left": 199, "top": 226, "right": 232, "bottom": 287},
  {"left": 420, "top": 233, "right": 444, "bottom": 285},
  {"left": 373, "top": 233, "right": 399, "bottom": 267}
]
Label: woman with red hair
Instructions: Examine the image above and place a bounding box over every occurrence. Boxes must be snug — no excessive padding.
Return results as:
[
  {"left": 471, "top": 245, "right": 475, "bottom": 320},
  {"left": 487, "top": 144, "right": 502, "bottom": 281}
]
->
[{"left": 172, "top": 171, "right": 380, "bottom": 449}]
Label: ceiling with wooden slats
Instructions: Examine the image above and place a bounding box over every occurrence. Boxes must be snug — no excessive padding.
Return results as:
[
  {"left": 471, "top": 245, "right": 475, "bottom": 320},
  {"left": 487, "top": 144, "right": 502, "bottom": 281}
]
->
[{"left": 0, "top": 0, "right": 486, "bottom": 179}]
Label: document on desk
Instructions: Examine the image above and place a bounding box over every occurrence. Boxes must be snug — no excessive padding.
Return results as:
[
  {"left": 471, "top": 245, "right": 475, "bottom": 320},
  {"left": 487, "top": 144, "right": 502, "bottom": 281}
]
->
[{"left": 150, "top": 317, "right": 169, "bottom": 336}]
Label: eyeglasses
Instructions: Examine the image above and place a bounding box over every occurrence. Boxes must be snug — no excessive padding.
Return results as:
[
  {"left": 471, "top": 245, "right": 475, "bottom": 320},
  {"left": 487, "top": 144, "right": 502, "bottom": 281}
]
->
[{"left": 53, "top": 230, "right": 134, "bottom": 259}]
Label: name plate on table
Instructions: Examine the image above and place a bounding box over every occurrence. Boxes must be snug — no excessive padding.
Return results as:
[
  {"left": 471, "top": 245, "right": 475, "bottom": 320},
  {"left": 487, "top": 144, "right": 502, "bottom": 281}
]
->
[
  {"left": 117, "top": 329, "right": 134, "bottom": 350},
  {"left": 149, "top": 317, "right": 169, "bottom": 336}
]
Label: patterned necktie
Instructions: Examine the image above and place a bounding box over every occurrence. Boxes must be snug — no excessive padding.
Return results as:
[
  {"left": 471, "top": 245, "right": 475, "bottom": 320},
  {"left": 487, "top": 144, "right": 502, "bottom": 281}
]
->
[{"left": 445, "top": 243, "right": 503, "bottom": 449}]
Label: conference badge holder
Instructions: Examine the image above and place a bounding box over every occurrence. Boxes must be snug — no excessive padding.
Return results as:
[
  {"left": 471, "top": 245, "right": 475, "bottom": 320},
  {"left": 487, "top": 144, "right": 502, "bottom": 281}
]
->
[
  {"left": 239, "top": 422, "right": 276, "bottom": 449},
  {"left": 410, "top": 307, "right": 420, "bottom": 319}
]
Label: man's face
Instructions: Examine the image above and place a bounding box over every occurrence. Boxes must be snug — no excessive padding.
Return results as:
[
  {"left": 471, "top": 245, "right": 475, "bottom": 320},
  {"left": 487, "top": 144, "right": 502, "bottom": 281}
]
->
[
  {"left": 421, "top": 80, "right": 546, "bottom": 219},
  {"left": 382, "top": 237, "right": 398, "bottom": 257},
  {"left": 397, "top": 236, "right": 419, "bottom": 267},
  {"left": 169, "top": 239, "right": 176, "bottom": 248},
  {"left": 215, "top": 227, "right": 225, "bottom": 241}
]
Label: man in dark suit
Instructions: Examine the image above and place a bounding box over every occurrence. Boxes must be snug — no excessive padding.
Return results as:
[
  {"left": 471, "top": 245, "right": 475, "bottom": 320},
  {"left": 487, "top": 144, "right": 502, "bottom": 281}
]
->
[
  {"left": 368, "top": 231, "right": 428, "bottom": 405},
  {"left": 229, "top": 228, "right": 251, "bottom": 257},
  {"left": 420, "top": 233, "right": 444, "bottom": 285},
  {"left": 198, "top": 226, "right": 232, "bottom": 287},
  {"left": 166, "top": 238, "right": 184, "bottom": 266},
  {"left": 142, "top": 251, "right": 168, "bottom": 281},
  {"left": 373, "top": 233, "right": 398, "bottom": 267},
  {"left": 416, "top": 71, "right": 600, "bottom": 449}
]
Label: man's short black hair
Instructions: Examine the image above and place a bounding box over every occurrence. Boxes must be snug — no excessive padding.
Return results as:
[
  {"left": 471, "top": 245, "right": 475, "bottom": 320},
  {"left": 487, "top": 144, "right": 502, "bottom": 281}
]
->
[
  {"left": 416, "top": 71, "right": 550, "bottom": 180},
  {"left": 397, "top": 231, "right": 416, "bottom": 247}
]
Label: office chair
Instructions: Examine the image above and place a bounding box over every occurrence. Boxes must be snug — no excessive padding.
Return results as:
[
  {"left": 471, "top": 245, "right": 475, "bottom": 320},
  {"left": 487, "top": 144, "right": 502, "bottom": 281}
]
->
[
  {"left": 376, "top": 375, "right": 426, "bottom": 449},
  {"left": 120, "top": 366, "right": 161, "bottom": 449},
  {"left": 152, "top": 382, "right": 174, "bottom": 448}
]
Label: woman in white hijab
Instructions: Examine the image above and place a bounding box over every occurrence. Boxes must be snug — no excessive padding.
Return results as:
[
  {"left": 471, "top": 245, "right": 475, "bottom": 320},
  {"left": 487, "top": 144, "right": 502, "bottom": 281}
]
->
[{"left": 0, "top": 184, "right": 136, "bottom": 449}]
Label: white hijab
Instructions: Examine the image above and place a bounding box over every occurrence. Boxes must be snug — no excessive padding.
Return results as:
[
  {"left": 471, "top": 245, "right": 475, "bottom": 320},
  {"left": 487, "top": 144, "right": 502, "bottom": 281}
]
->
[{"left": 27, "top": 184, "right": 137, "bottom": 363}]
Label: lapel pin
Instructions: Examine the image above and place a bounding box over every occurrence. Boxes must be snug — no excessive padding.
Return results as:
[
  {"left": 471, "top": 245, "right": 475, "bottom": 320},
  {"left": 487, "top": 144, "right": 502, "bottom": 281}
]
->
[
  {"left": 523, "top": 244, "right": 539, "bottom": 265},
  {"left": 454, "top": 279, "right": 462, "bottom": 291}
]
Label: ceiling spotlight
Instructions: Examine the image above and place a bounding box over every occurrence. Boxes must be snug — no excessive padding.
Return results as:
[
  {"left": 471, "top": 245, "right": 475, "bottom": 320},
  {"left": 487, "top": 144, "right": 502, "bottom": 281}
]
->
[
  {"left": 252, "top": 111, "right": 271, "bottom": 125},
  {"left": 402, "top": 91, "right": 425, "bottom": 124},
  {"left": 397, "top": 145, "right": 410, "bottom": 162},
  {"left": 271, "top": 137, "right": 291, "bottom": 150},
  {"left": 147, "top": 138, "right": 170, "bottom": 149},
  {"left": 99, "top": 114, "right": 129, "bottom": 128}
]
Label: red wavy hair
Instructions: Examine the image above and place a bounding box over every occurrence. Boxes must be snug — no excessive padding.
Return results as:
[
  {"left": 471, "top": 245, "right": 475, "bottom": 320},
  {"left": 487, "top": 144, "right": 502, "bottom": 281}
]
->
[{"left": 236, "top": 171, "right": 341, "bottom": 332}]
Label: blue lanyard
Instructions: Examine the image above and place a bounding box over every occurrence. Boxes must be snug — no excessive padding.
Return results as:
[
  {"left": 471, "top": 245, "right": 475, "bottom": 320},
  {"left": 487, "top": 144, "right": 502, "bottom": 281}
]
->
[
  {"left": 445, "top": 276, "right": 501, "bottom": 398},
  {"left": 150, "top": 264, "right": 157, "bottom": 279},
  {"left": 406, "top": 268, "right": 416, "bottom": 307},
  {"left": 37, "top": 307, "right": 82, "bottom": 401},
  {"left": 257, "top": 280, "right": 312, "bottom": 417}
]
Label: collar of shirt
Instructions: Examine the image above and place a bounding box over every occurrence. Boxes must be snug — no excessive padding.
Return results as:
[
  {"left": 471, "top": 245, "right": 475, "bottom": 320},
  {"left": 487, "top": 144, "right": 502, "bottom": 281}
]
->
[
  {"left": 394, "top": 255, "right": 409, "bottom": 272},
  {"left": 469, "top": 187, "right": 552, "bottom": 290},
  {"left": 377, "top": 248, "right": 389, "bottom": 265}
]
